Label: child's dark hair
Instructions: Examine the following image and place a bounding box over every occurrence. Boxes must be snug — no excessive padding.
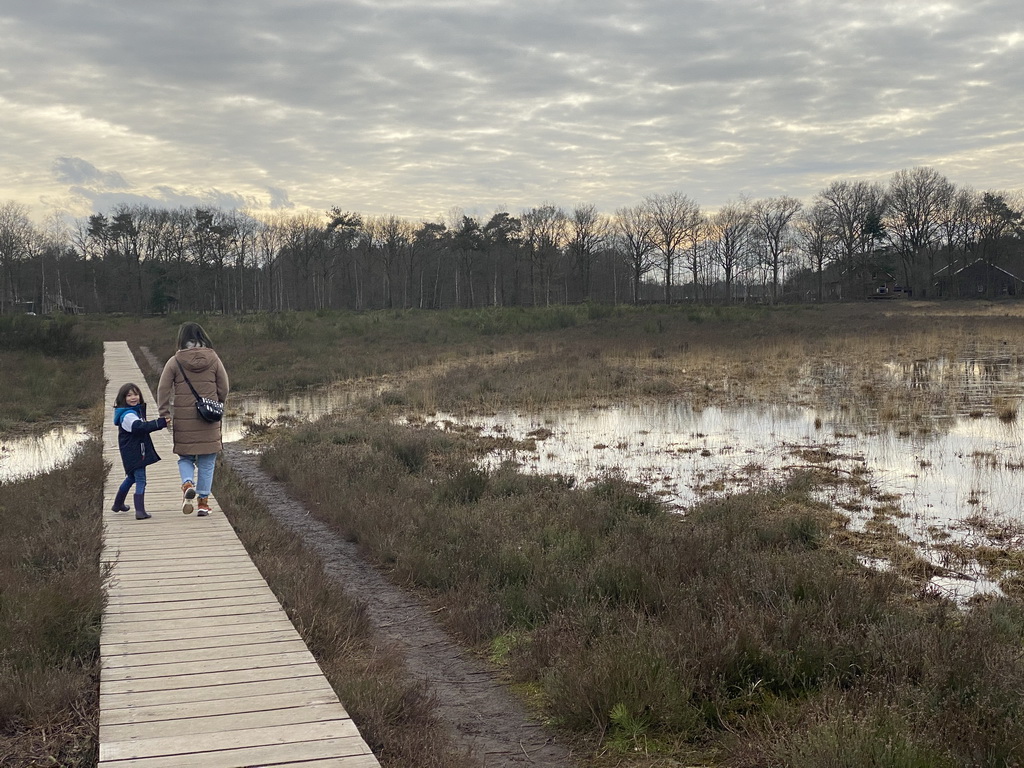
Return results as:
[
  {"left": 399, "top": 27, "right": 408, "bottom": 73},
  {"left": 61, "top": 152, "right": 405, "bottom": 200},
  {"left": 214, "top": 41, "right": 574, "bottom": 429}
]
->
[
  {"left": 176, "top": 321, "right": 214, "bottom": 350},
  {"left": 114, "top": 383, "right": 145, "bottom": 407}
]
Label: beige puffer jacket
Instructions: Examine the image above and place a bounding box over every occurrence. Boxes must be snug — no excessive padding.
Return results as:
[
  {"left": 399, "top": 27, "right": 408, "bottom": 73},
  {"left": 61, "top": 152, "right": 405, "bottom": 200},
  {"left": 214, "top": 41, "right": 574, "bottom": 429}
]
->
[{"left": 157, "top": 347, "right": 230, "bottom": 456}]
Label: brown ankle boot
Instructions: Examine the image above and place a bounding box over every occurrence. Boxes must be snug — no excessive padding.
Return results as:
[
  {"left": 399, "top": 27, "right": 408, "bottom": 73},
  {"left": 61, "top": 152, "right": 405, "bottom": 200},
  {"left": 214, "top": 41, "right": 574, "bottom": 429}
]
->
[
  {"left": 196, "top": 497, "right": 211, "bottom": 517},
  {"left": 182, "top": 481, "right": 196, "bottom": 515}
]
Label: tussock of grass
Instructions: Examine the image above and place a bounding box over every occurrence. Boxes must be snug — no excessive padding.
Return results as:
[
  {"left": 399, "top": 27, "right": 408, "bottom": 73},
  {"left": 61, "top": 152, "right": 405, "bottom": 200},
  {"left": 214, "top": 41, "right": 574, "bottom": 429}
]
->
[
  {"left": 263, "top": 416, "right": 1024, "bottom": 766},
  {"left": 0, "top": 352, "right": 103, "bottom": 430},
  {"left": 215, "top": 464, "right": 478, "bottom": 768},
  {"left": 0, "top": 441, "right": 105, "bottom": 767}
]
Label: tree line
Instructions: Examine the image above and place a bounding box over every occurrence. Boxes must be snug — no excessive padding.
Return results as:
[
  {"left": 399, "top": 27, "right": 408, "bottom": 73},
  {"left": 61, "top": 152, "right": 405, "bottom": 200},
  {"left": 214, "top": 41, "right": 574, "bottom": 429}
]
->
[{"left": 1, "top": 166, "right": 1022, "bottom": 315}]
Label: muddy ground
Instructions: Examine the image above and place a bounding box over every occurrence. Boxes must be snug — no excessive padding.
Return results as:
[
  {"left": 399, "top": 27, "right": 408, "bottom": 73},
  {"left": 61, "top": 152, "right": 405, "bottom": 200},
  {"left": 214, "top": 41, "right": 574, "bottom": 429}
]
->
[{"left": 222, "top": 444, "right": 579, "bottom": 768}]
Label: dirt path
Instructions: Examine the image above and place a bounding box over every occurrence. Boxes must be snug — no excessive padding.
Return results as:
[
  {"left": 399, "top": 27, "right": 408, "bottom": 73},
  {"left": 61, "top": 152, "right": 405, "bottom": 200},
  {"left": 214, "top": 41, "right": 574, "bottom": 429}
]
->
[{"left": 222, "top": 444, "right": 578, "bottom": 768}]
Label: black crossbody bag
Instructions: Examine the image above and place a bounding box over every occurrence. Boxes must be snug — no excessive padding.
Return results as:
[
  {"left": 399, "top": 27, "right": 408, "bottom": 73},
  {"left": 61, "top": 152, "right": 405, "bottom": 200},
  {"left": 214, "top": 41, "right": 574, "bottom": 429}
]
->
[{"left": 176, "top": 361, "right": 224, "bottom": 422}]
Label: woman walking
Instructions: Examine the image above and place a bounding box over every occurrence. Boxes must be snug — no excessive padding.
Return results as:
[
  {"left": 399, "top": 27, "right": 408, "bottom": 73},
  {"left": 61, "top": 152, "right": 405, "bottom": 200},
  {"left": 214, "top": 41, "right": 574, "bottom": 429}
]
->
[{"left": 157, "top": 322, "right": 230, "bottom": 517}]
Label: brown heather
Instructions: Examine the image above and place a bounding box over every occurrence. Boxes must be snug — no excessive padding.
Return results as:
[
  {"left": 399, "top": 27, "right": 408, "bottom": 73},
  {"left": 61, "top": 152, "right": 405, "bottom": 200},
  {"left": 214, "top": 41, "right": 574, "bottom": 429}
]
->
[
  {"left": 0, "top": 441, "right": 105, "bottom": 767},
  {"left": 7, "top": 301, "right": 1024, "bottom": 766},
  {"left": 260, "top": 413, "right": 1024, "bottom": 767},
  {"left": 214, "top": 464, "right": 479, "bottom": 768}
]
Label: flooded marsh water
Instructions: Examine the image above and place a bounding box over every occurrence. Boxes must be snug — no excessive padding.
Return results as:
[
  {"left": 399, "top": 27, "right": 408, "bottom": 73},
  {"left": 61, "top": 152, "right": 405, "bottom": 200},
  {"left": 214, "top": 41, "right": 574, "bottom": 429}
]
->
[
  {"left": 0, "top": 425, "right": 90, "bottom": 484},
  {"left": 5, "top": 350, "right": 1024, "bottom": 600}
]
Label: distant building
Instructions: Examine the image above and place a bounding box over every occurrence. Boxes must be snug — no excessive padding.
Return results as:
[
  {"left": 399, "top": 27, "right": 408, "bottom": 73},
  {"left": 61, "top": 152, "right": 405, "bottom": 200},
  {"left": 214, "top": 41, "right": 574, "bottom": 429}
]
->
[{"left": 934, "top": 259, "right": 1024, "bottom": 298}]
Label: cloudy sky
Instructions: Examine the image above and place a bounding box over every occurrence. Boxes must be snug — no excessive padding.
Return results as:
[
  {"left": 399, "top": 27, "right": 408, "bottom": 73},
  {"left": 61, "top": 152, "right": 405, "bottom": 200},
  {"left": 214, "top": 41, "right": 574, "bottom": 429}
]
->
[{"left": 3, "top": 0, "right": 1022, "bottom": 223}]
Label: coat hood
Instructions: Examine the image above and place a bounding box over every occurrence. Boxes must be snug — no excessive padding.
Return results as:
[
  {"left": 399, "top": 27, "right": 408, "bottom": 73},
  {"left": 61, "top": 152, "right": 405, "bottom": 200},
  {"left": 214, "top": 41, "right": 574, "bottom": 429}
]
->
[
  {"left": 175, "top": 347, "right": 219, "bottom": 374},
  {"left": 113, "top": 403, "right": 146, "bottom": 425}
]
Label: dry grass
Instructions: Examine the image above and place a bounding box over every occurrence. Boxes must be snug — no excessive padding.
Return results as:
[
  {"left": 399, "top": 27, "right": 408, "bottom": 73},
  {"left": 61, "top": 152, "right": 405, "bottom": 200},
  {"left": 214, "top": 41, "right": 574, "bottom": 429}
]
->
[
  {"left": 259, "top": 416, "right": 1024, "bottom": 766},
  {"left": 214, "top": 463, "right": 480, "bottom": 768},
  {"left": 0, "top": 441, "right": 105, "bottom": 767}
]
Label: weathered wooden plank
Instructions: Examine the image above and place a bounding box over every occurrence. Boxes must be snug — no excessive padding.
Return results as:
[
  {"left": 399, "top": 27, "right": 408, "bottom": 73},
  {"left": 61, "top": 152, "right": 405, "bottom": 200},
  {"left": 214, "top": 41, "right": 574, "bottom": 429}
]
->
[
  {"left": 101, "top": 673, "right": 336, "bottom": 710},
  {"left": 102, "top": 661, "right": 326, "bottom": 695},
  {"left": 97, "top": 736, "right": 377, "bottom": 768},
  {"left": 105, "top": 571, "right": 265, "bottom": 588},
  {"left": 107, "top": 585, "right": 272, "bottom": 605},
  {"left": 102, "top": 602, "right": 287, "bottom": 625},
  {"left": 102, "top": 637, "right": 309, "bottom": 669},
  {"left": 100, "top": 616, "right": 279, "bottom": 646},
  {"left": 100, "top": 689, "right": 341, "bottom": 726},
  {"left": 106, "top": 594, "right": 280, "bottom": 615},
  {"left": 101, "top": 649, "right": 316, "bottom": 683},
  {"left": 100, "top": 701, "right": 349, "bottom": 741},
  {"left": 99, "top": 719, "right": 363, "bottom": 762},
  {"left": 102, "top": 628, "right": 298, "bottom": 656}
]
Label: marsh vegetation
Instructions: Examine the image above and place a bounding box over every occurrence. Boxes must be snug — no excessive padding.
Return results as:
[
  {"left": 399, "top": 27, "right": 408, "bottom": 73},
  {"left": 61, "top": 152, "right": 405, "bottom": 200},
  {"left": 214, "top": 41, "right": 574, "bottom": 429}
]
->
[{"left": 5, "top": 301, "right": 1024, "bottom": 766}]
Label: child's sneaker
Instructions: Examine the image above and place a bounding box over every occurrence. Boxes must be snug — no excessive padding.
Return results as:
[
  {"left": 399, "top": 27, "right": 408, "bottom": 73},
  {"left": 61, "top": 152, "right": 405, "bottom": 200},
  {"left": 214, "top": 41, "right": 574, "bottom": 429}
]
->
[
  {"left": 182, "top": 481, "right": 196, "bottom": 515},
  {"left": 196, "top": 497, "right": 211, "bottom": 517}
]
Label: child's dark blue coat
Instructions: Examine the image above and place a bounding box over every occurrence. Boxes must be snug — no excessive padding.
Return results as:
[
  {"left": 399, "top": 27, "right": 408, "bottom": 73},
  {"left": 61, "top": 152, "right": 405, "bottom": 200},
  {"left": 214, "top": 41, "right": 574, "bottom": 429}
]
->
[{"left": 113, "top": 404, "right": 167, "bottom": 473}]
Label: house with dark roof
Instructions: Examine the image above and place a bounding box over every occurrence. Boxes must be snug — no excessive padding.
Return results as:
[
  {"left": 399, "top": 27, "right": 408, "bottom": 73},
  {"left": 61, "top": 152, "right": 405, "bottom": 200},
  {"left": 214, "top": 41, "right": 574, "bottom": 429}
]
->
[{"left": 934, "top": 258, "right": 1024, "bottom": 298}]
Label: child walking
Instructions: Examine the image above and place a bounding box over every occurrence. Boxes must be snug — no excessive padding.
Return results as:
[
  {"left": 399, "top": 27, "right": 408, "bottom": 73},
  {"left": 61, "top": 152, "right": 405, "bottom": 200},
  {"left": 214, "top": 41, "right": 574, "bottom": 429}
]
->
[{"left": 112, "top": 383, "right": 169, "bottom": 520}]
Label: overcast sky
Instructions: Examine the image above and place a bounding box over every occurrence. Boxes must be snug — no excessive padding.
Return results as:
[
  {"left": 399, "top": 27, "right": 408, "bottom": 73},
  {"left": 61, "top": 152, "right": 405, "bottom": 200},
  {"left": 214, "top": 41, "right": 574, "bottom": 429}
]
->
[{"left": 3, "top": 0, "right": 1023, "bottom": 224}]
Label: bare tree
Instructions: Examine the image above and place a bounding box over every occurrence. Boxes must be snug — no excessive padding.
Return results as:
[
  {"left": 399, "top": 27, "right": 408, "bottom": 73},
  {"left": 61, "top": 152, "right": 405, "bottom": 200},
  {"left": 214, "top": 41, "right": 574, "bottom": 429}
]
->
[
  {"left": 816, "top": 180, "right": 887, "bottom": 298},
  {"left": 647, "top": 192, "right": 701, "bottom": 303},
  {"left": 709, "top": 199, "right": 752, "bottom": 303},
  {"left": 567, "top": 203, "right": 608, "bottom": 302},
  {"left": 521, "top": 203, "right": 567, "bottom": 306},
  {"left": 751, "top": 196, "right": 802, "bottom": 303},
  {"left": 0, "top": 202, "right": 33, "bottom": 313},
  {"left": 795, "top": 200, "right": 839, "bottom": 303},
  {"left": 974, "top": 191, "right": 1023, "bottom": 295},
  {"left": 613, "top": 203, "right": 657, "bottom": 304},
  {"left": 939, "top": 186, "right": 978, "bottom": 272},
  {"left": 886, "top": 167, "right": 954, "bottom": 295}
]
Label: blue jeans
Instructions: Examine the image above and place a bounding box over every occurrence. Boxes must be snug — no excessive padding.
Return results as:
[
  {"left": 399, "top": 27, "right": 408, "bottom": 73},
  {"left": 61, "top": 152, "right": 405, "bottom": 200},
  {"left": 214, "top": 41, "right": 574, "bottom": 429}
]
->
[
  {"left": 118, "top": 467, "right": 147, "bottom": 496},
  {"left": 178, "top": 454, "right": 217, "bottom": 498}
]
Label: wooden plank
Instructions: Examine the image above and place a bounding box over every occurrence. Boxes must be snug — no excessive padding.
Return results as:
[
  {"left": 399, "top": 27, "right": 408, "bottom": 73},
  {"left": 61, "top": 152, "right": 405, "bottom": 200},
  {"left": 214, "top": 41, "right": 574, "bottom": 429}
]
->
[
  {"left": 101, "top": 629, "right": 291, "bottom": 651},
  {"left": 106, "top": 594, "right": 280, "bottom": 614},
  {"left": 101, "top": 662, "right": 326, "bottom": 695},
  {"left": 107, "top": 585, "right": 272, "bottom": 604},
  {"left": 100, "top": 689, "right": 341, "bottom": 726},
  {"left": 102, "top": 603, "right": 288, "bottom": 625},
  {"left": 101, "top": 673, "right": 336, "bottom": 710},
  {"left": 102, "top": 629, "right": 298, "bottom": 658},
  {"left": 101, "top": 650, "right": 316, "bottom": 682},
  {"left": 99, "top": 719, "right": 363, "bottom": 762},
  {"left": 100, "top": 702, "right": 349, "bottom": 741},
  {"left": 106, "top": 572, "right": 267, "bottom": 588},
  {"left": 97, "top": 736, "right": 377, "bottom": 767},
  {"left": 100, "top": 615, "right": 280, "bottom": 645},
  {"left": 102, "top": 638, "right": 309, "bottom": 668}
]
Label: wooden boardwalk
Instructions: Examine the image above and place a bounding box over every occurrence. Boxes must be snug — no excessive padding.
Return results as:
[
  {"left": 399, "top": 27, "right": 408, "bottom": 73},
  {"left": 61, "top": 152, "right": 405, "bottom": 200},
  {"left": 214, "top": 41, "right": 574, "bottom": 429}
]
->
[{"left": 100, "top": 342, "right": 380, "bottom": 767}]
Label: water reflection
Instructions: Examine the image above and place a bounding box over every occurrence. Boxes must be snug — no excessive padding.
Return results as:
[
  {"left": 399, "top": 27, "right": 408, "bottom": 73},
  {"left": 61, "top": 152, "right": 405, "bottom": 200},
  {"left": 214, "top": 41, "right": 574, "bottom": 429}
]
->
[
  {"left": 223, "top": 387, "right": 361, "bottom": 443},
  {"left": 0, "top": 425, "right": 90, "bottom": 483},
  {"left": 428, "top": 403, "right": 1024, "bottom": 527},
  {"left": 425, "top": 402, "right": 1024, "bottom": 600}
]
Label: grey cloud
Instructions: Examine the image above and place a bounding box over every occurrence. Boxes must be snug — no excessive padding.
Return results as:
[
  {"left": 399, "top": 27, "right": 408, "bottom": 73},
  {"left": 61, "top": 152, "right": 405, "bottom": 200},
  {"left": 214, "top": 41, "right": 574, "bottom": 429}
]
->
[
  {"left": 267, "top": 187, "right": 294, "bottom": 210},
  {"left": 2, "top": 0, "right": 1023, "bottom": 221},
  {"left": 53, "top": 157, "right": 129, "bottom": 190}
]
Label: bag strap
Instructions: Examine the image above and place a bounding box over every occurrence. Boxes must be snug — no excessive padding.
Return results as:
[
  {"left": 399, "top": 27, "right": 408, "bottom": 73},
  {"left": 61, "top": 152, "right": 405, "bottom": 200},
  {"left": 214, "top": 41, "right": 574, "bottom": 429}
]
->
[{"left": 176, "top": 360, "right": 204, "bottom": 405}]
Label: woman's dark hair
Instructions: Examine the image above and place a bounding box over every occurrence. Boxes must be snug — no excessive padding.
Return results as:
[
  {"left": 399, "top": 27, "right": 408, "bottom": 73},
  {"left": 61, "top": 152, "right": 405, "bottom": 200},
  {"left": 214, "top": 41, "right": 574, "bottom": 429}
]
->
[
  {"left": 176, "top": 321, "right": 214, "bottom": 350},
  {"left": 114, "top": 383, "right": 144, "bottom": 407}
]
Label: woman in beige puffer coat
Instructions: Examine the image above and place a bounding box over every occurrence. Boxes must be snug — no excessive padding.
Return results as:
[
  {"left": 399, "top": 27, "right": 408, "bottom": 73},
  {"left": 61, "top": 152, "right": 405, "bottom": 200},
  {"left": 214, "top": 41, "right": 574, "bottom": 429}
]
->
[{"left": 157, "top": 322, "right": 230, "bottom": 516}]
